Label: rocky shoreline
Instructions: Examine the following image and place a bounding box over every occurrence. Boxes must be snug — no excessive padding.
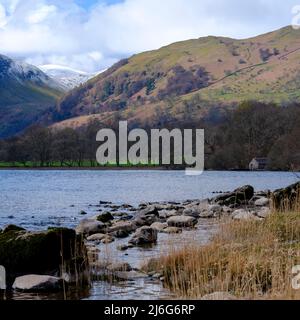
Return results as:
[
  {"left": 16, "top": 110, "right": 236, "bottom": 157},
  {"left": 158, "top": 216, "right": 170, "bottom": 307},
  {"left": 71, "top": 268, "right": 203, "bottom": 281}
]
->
[{"left": 0, "top": 181, "right": 299, "bottom": 299}]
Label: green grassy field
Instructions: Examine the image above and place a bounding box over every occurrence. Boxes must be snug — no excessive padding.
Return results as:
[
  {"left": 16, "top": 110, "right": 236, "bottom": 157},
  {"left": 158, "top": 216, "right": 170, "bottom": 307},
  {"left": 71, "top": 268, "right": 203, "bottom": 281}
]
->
[{"left": 0, "top": 161, "right": 162, "bottom": 169}]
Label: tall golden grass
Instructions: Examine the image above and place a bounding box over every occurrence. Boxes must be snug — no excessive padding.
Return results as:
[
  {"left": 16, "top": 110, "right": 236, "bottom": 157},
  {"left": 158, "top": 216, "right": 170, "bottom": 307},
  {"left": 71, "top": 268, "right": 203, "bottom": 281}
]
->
[{"left": 151, "top": 197, "right": 300, "bottom": 300}]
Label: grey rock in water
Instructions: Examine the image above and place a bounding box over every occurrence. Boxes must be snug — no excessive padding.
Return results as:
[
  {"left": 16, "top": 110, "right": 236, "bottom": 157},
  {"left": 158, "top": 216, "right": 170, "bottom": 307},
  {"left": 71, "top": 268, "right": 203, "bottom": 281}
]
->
[
  {"left": 158, "top": 209, "right": 179, "bottom": 219},
  {"left": 129, "top": 226, "right": 158, "bottom": 246},
  {"left": 162, "top": 227, "right": 182, "bottom": 234},
  {"left": 101, "top": 235, "right": 114, "bottom": 244},
  {"left": 199, "top": 211, "right": 215, "bottom": 219},
  {"left": 183, "top": 206, "right": 201, "bottom": 218},
  {"left": 198, "top": 204, "right": 223, "bottom": 218},
  {"left": 99, "top": 201, "right": 112, "bottom": 205},
  {"left": 107, "top": 262, "right": 132, "bottom": 272},
  {"left": 254, "top": 197, "right": 270, "bottom": 207},
  {"left": 96, "top": 212, "right": 114, "bottom": 223},
  {"left": 214, "top": 185, "right": 254, "bottom": 206},
  {"left": 108, "top": 221, "right": 137, "bottom": 233},
  {"left": 75, "top": 219, "right": 106, "bottom": 235},
  {"left": 13, "top": 275, "right": 64, "bottom": 292},
  {"left": 167, "top": 216, "right": 197, "bottom": 228},
  {"left": 150, "top": 222, "right": 168, "bottom": 232},
  {"left": 87, "top": 233, "right": 107, "bottom": 243},
  {"left": 113, "top": 271, "right": 147, "bottom": 280},
  {"left": 112, "top": 229, "right": 130, "bottom": 238},
  {"left": 134, "top": 205, "right": 160, "bottom": 226}
]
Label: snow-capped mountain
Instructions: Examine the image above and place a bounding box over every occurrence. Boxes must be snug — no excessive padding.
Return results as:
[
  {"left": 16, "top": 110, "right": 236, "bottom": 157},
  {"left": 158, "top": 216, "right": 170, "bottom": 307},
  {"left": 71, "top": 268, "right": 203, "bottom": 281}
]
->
[
  {"left": 0, "top": 54, "right": 64, "bottom": 138},
  {"left": 0, "top": 55, "right": 62, "bottom": 91},
  {"left": 39, "top": 64, "right": 99, "bottom": 90}
]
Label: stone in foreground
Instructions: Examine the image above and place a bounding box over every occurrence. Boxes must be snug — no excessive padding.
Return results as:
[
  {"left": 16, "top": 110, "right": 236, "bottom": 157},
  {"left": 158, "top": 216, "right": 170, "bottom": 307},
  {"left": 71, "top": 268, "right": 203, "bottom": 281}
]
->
[
  {"left": 150, "top": 222, "right": 167, "bottom": 232},
  {"left": 232, "top": 209, "right": 260, "bottom": 221},
  {"left": 272, "top": 182, "right": 300, "bottom": 210},
  {"left": 162, "top": 227, "right": 182, "bottom": 234},
  {"left": 97, "top": 212, "right": 114, "bottom": 223},
  {"left": 13, "top": 275, "right": 64, "bottom": 292},
  {"left": 107, "top": 262, "right": 132, "bottom": 272},
  {"left": 256, "top": 207, "right": 271, "bottom": 218},
  {"left": 167, "top": 216, "right": 197, "bottom": 228},
  {"left": 254, "top": 197, "right": 270, "bottom": 207},
  {"left": 0, "top": 227, "right": 89, "bottom": 287},
  {"left": 75, "top": 219, "right": 106, "bottom": 235},
  {"left": 129, "top": 226, "right": 158, "bottom": 246},
  {"left": 87, "top": 233, "right": 107, "bottom": 243},
  {"left": 214, "top": 185, "right": 254, "bottom": 206}
]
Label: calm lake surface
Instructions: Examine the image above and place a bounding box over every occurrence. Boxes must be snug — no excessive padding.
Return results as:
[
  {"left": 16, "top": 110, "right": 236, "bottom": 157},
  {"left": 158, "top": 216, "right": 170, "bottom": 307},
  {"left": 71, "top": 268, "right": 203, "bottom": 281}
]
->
[{"left": 0, "top": 170, "right": 299, "bottom": 230}]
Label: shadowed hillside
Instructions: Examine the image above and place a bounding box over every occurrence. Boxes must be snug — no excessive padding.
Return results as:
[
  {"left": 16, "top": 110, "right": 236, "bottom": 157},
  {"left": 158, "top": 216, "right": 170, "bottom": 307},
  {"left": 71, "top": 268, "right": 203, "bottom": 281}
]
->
[{"left": 0, "top": 55, "right": 64, "bottom": 138}]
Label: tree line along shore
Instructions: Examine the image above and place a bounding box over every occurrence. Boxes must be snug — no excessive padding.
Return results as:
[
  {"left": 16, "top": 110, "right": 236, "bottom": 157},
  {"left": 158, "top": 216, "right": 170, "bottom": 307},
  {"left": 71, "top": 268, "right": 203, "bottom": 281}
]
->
[{"left": 0, "top": 101, "right": 299, "bottom": 171}]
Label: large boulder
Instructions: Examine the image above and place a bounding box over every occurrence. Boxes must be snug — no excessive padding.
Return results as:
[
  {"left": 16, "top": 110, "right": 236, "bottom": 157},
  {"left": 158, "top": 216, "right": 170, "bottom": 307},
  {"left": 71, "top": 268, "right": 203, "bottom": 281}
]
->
[
  {"left": 129, "top": 227, "right": 158, "bottom": 246},
  {"left": 138, "top": 206, "right": 159, "bottom": 217},
  {"left": 183, "top": 206, "right": 201, "bottom": 218},
  {"left": 256, "top": 207, "right": 271, "bottom": 219},
  {"left": 107, "top": 221, "right": 136, "bottom": 234},
  {"left": 96, "top": 212, "right": 114, "bottom": 223},
  {"left": 214, "top": 185, "right": 254, "bottom": 206},
  {"left": 12, "top": 275, "right": 64, "bottom": 292},
  {"left": 150, "top": 222, "right": 167, "bottom": 232},
  {"left": 167, "top": 216, "right": 197, "bottom": 228},
  {"left": 0, "top": 227, "right": 89, "bottom": 288},
  {"left": 158, "top": 210, "right": 179, "bottom": 219},
  {"left": 272, "top": 182, "right": 300, "bottom": 211},
  {"left": 75, "top": 219, "right": 106, "bottom": 235},
  {"left": 134, "top": 206, "right": 160, "bottom": 227},
  {"left": 254, "top": 197, "right": 270, "bottom": 207},
  {"left": 86, "top": 233, "right": 107, "bottom": 243}
]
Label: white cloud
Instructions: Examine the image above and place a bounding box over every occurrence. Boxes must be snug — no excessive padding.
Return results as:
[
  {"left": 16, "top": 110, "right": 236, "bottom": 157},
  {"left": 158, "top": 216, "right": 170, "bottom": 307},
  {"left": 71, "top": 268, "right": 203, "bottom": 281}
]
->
[
  {"left": 26, "top": 4, "right": 57, "bottom": 24},
  {"left": 88, "top": 51, "right": 103, "bottom": 61},
  {"left": 0, "top": 0, "right": 297, "bottom": 72},
  {"left": 0, "top": 4, "right": 7, "bottom": 27}
]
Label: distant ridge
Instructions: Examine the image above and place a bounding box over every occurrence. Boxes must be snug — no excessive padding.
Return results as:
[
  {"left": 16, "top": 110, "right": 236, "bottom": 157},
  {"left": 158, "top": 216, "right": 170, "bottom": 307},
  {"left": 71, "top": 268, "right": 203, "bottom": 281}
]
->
[{"left": 51, "top": 26, "right": 300, "bottom": 129}]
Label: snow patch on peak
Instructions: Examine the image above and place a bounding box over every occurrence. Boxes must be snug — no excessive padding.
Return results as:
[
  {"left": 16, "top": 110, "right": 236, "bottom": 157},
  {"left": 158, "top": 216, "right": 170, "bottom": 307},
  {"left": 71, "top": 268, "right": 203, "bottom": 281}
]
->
[
  {"left": 38, "top": 64, "right": 104, "bottom": 90},
  {"left": 39, "top": 64, "right": 88, "bottom": 75}
]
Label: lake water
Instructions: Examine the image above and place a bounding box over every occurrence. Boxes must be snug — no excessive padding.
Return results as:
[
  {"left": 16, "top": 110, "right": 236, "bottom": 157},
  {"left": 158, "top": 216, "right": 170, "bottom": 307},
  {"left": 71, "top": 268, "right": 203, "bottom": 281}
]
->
[
  {"left": 0, "top": 170, "right": 299, "bottom": 300},
  {"left": 0, "top": 170, "right": 299, "bottom": 230}
]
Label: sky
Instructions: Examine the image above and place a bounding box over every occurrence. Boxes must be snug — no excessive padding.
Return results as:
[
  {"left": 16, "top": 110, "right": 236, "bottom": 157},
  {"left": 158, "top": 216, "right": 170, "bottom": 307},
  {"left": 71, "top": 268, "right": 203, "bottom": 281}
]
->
[{"left": 0, "top": 0, "right": 299, "bottom": 72}]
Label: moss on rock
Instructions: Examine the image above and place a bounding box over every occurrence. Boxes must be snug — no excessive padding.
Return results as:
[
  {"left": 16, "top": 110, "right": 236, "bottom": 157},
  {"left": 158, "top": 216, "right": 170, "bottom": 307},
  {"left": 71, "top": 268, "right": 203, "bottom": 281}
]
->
[{"left": 0, "top": 227, "right": 89, "bottom": 288}]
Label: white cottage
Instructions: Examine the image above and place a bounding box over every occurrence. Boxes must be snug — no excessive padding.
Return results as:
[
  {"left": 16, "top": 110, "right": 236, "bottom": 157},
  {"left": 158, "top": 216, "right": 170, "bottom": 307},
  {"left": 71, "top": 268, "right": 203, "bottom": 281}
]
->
[{"left": 249, "top": 158, "right": 268, "bottom": 171}]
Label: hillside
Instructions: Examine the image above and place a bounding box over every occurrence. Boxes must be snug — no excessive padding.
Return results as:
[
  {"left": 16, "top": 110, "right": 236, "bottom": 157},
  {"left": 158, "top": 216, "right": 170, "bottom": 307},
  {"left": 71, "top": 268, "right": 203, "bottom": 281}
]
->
[
  {"left": 50, "top": 26, "right": 300, "bottom": 129},
  {"left": 0, "top": 55, "right": 64, "bottom": 138}
]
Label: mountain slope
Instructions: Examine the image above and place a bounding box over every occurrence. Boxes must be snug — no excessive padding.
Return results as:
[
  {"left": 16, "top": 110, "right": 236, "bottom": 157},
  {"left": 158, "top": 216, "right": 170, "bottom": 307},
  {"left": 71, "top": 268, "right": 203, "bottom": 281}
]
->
[
  {"left": 44, "top": 26, "right": 300, "bottom": 127},
  {"left": 39, "top": 65, "right": 99, "bottom": 91},
  {"left": 0, "top": 55, "right": 64, "bottom": 138}
]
